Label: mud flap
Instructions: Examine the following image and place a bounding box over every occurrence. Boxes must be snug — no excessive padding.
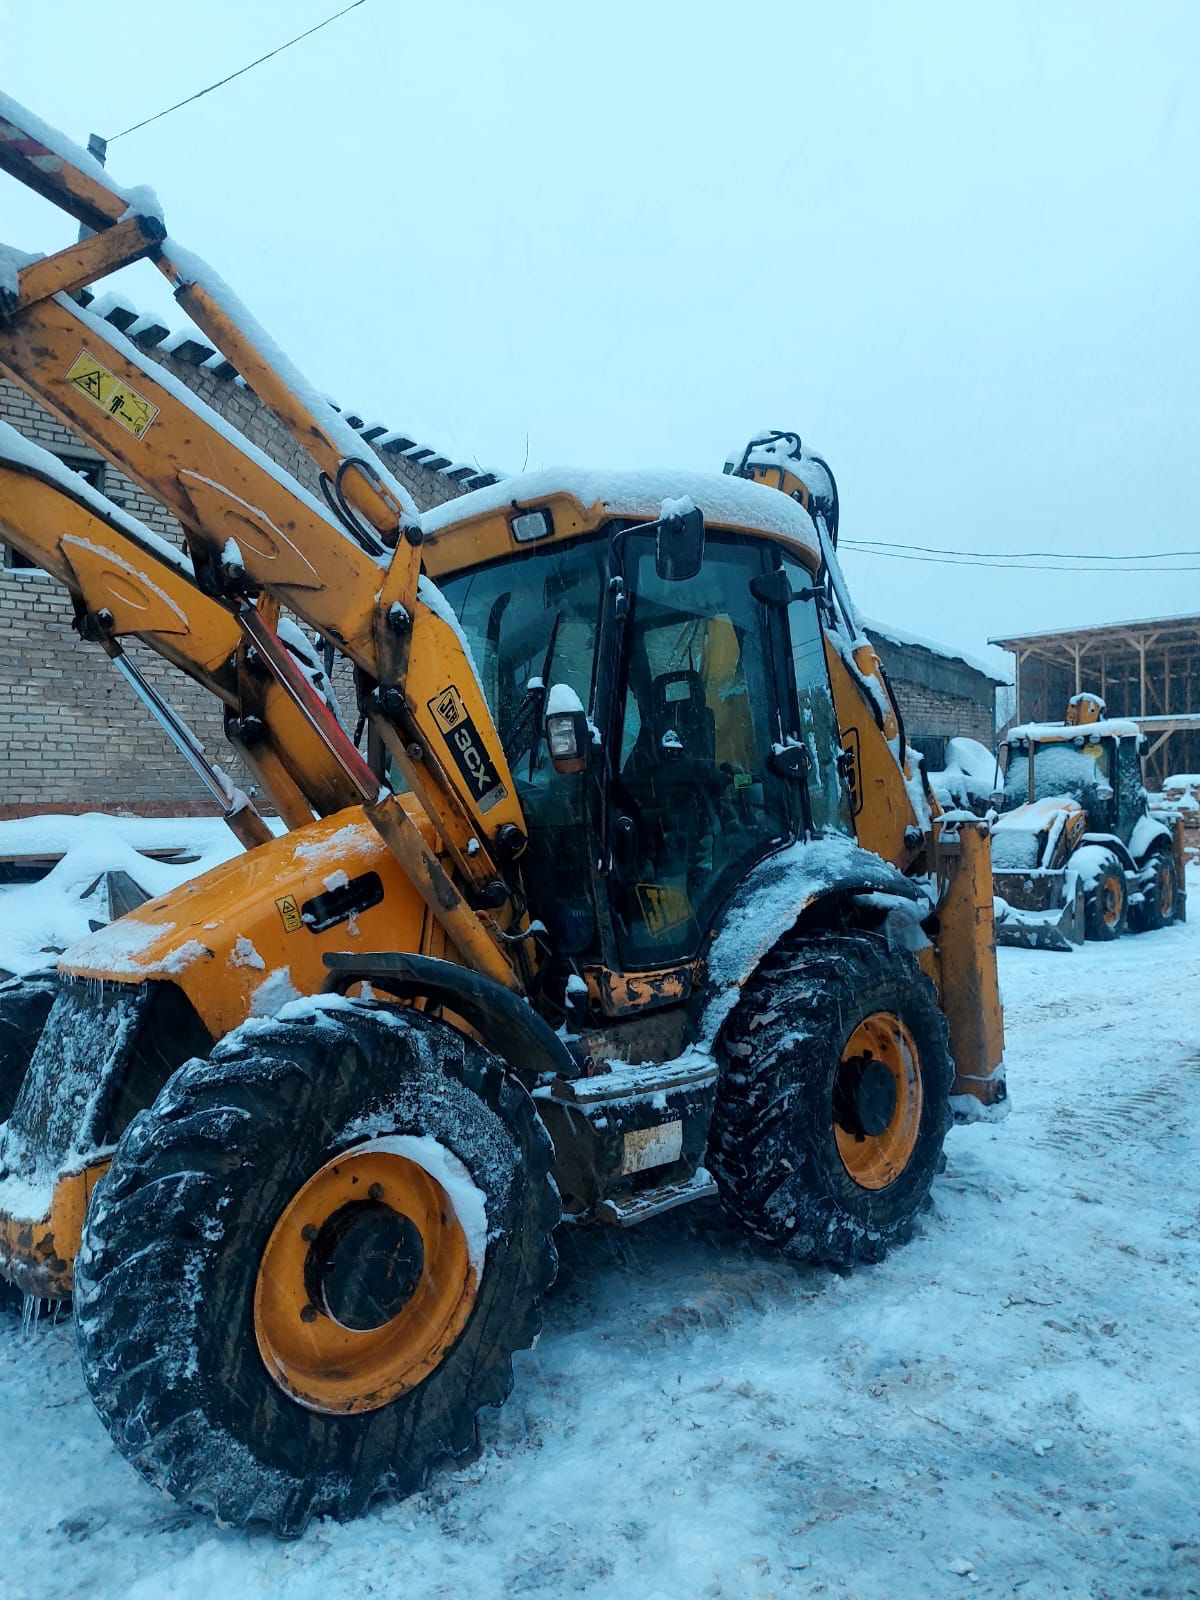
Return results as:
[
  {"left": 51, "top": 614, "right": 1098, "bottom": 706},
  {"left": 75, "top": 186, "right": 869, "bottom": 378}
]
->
[{"left": 993, "top": 869, "right": 1085, "bottom": 951}]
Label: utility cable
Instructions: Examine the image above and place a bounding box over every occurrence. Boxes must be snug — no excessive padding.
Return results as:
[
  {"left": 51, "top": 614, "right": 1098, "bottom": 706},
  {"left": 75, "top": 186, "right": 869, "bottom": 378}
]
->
[
  {"left": 107, "top": 1, "right": 368, "bottom": 143},
  {"left": 843, "top": 537, "right": 1200, "bottom": 563},
  {"left": 839, "top": 544, "right": 1200, "bottom": 574}
]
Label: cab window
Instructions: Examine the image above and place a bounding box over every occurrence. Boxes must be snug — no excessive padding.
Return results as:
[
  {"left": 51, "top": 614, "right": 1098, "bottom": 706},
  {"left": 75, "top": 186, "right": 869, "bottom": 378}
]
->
[{"left": 611, "top": 533, "right": 790, "bottom": 966}]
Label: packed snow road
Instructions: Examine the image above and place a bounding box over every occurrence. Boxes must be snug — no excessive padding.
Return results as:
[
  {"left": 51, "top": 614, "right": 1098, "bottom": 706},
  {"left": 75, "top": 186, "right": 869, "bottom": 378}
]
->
[{"left": 0, "top": 875, "right": 1196, "bottom": 1599}]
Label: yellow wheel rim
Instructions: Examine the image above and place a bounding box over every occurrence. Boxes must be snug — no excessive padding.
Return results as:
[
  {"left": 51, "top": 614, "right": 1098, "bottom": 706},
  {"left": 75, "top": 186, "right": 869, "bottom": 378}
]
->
[
  {"left": 1158, "top": 865, "right": 1174, "bottom": 919},
  {"left": 833, "top": 1012, "right": 923, "bottom": 1191},
  {"left": 1101, "top": 875, "right": 1124, "bottom": 927},
  {"left": 254, "top": 1141, "right": 478, "bottom": 1415}
]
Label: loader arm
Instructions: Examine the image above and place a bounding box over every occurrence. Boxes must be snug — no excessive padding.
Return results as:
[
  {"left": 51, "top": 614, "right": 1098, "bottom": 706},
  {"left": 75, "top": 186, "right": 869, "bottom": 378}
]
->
[
  {"left": 0, "top": 93, "right": 529, "bottom": 988},
  {"left": 0, "top": 427, "right": 370, "bottom": 829}
]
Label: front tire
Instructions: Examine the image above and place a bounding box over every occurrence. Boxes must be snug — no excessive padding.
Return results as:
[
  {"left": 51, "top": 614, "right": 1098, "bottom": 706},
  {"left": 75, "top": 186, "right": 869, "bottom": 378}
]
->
[
  {"left": 708, "top": 932, "right": 953, "bottom": 1266},
  {"left": 1082, "top": 852, "right": 1128, "bottom": 941},
  {"left": 73, "top": 999, "right": 559, "bottom": 1534}
]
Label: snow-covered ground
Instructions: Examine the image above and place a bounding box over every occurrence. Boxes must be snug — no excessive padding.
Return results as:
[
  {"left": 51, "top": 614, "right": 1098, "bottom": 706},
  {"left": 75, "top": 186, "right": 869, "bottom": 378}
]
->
[{"left": 0, "top": 850, "right": 1196, "bottom": 1598}]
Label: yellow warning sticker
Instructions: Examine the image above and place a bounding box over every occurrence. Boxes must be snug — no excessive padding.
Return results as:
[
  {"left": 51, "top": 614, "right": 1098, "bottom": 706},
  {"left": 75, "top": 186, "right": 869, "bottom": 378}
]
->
[
  {"left": 275, "top": 894, "right": 303, "bottom": 933},
  {"left": 65, "top": 349, "right": 159, "bottom": 439}
]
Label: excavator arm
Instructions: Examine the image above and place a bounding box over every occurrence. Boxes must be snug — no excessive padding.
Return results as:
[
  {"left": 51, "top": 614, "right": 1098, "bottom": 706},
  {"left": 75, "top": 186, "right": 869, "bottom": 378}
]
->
[
  {"left": 0, "top": 423, "right": 372, "bottom": 832},
  {"left": 0, "top": 92, "right": 530, "bottom": 989}
]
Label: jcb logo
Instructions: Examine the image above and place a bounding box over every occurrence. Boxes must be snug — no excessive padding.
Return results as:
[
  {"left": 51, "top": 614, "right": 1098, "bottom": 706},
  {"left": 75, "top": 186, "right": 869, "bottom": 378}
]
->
[
  {"left": 433, "top": 688, "right": 463, "bottom": 730},
  {"left": 426, "top": 684, "right": 509, "bottom": 815}
]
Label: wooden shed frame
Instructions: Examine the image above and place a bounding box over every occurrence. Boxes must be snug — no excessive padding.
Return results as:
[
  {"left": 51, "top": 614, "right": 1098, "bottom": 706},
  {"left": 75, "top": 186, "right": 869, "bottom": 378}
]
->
[{"left": 990, "top": 614, "right": 1200, "bottom": 789}]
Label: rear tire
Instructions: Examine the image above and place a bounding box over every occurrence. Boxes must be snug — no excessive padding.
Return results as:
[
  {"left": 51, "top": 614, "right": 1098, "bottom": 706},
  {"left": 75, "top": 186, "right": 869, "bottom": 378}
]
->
[
  {"left": 708, "top": 932, "right": 953, "bottom": 1266},
  {"left": 1130, "top": 852, "right": 1176, "bottom": 933},
  {"left": 1082, "top": 853, "right": 1128, "bottom": 941},
  {"left": 73, "top": 999, "right": 559, "bottom": 1534}
]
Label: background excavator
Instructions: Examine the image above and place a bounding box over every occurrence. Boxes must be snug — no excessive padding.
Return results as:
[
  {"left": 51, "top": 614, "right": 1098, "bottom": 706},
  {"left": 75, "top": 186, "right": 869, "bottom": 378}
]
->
[
  {"left": 0, "top": 93, "right": 1005, "bottom": 1534},
  {"left": 991, "top": 691, "right": 1187, "bottom": 949}
]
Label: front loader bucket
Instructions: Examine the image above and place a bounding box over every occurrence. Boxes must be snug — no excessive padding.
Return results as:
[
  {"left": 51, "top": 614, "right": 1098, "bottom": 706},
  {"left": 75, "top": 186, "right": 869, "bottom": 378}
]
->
[{"left": 993, "top": 868, "right": 1085, "bottom": 952}]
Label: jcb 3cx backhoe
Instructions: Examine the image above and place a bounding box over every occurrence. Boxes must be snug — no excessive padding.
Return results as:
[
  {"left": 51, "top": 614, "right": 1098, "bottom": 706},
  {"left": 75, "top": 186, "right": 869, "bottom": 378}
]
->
[
  {"left": 991, "top": 692, "right": 1187, "bottom": 950},
  {"left": 0, "top": 93, "right": 1005, "bottom": 1533}
]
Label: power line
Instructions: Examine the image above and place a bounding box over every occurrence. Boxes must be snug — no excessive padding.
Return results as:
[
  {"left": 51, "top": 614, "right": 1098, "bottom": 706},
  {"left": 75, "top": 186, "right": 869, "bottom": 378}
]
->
[
  {"left": 844, "top": 536, "right": 1200, "bottom": 563},
  {"left": 838, "top": 547, "right": 1200, "bottom": 579},
  {"left": 107, "top": 1, "right": 368, "bottom": 143}
]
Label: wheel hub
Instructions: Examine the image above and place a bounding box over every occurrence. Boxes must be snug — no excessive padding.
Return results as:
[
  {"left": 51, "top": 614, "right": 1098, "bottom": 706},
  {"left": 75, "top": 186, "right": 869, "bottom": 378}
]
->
[
  {"left": 832, "top": 1012, "right": 923, "bottom": 1191},
  {"left": 833, "top": 1053, "right": 898, "bottom": 1138},
  {"left": 305, "top": 1199, "right": 425, "bottom": 1332}
]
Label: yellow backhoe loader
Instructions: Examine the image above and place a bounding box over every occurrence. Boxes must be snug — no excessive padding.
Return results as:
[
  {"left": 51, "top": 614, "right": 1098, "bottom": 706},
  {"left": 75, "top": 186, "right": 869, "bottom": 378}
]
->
[
  {"left": 991, "top": 691, "right": 1187, "bottom": 948},
  {"left": 0, "top": 93, "right": 1005, "bottom": 1533}
]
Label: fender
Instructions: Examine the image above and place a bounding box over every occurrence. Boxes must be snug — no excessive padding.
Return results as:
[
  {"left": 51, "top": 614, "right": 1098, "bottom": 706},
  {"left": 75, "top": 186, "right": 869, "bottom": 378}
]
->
[
  {"left": 691, "top": 836, "right": 925, "bottom": 1040},
  {"left": 322, "top": 951, "right": 580, "bottom": 1086},
  {"left": 1080, "top": 833, "right": 1138, "bottom": 874}
]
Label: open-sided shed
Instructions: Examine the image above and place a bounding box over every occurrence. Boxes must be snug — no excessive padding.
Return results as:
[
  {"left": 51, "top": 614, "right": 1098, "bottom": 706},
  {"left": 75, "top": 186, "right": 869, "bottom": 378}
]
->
[{"left": 989, "top": 614, "right": 1200, "bottom": 789}]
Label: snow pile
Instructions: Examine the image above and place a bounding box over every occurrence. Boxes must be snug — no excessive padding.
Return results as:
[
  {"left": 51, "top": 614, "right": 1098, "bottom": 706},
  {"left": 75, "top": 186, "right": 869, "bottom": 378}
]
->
[
  {"left": 0, "top": 869, "right": 1196, "bottom": 1595},
  {"left": 929, "top": 736, "right": 999, "bottom": 812},
  {"left": 0, "top": 814, "right": 267, "bottom": 977}
]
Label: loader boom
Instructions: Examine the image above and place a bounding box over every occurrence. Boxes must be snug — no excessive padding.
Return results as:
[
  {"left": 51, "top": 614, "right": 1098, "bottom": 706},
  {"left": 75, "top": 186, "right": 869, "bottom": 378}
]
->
[{"left": 0, "top": 91, "right": 534, "bottom": 988}]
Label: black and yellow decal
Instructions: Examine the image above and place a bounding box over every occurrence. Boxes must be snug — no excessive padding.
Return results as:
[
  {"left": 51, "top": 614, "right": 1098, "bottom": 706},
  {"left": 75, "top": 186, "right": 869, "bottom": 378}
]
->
[
  {"left": 636, "top": 883, "right": 692, "bottom": 938},
  {"left": 65, "top": 350, "right": 159, "bottom": 439},
  {"left": 427, "top": 685, "right": 508, "bottom": 815},
  {"left": 275, "top": 894, "right": 303, "bottom": 932}
]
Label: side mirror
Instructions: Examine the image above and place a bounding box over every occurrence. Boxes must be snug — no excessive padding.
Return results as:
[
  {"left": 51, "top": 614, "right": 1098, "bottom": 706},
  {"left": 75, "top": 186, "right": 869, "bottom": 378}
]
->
[
  {"left": 544, "top": 684, "right": 590, "bottom": 775},
  {"left": 655, "top": 502, "right": 705, "bottom": 583}
]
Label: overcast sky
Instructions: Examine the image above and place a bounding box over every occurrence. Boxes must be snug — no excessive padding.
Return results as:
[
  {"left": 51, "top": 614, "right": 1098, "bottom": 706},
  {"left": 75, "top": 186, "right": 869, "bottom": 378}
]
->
[{"left": 3, "top": 0, "right": 1198, "bottom": 673}]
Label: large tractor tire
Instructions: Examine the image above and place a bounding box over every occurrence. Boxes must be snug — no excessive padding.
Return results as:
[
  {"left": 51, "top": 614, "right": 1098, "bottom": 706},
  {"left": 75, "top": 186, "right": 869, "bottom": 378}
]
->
[
  {"left": 73, "top": 999, "right": 559, "bottom": 1535},
  {"left": 0, "top": 968, "right": 58, "bottom": 1124},
  {"left": 1080, "top": 850, "right": 1129, "bottom": 941},
  {"left": 1129, "top": 852, "right": 1177, "bottom": 934},
  {"left": 708, "top": 932, "right": 953, "bottom": 1267},
  {"left": 0, "top": 969, "right": 59, "bottom": 1315}
]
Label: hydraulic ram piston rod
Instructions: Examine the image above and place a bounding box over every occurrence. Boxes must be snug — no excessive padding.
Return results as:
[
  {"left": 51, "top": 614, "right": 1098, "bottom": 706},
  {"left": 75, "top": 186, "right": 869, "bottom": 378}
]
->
[{"left": 109, "top": 647, "right": 273, "bottom": 850}]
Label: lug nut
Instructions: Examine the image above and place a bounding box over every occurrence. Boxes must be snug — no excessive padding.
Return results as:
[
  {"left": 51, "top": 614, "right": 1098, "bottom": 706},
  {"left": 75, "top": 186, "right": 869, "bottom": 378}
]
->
[
  {"left": 368, "top": 1182, "right": 384, "bottom": 1201},
  {"left": 300, "top": 1224, "right": 318, "bottom": 1242},
  {"left": 300, "top": 1303, "right": 319, "bottom": 1323}
]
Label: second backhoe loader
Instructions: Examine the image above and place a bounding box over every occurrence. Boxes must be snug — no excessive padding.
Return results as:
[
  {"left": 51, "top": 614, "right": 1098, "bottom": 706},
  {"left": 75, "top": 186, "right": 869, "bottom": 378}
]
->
[{"left": 0, "top": 95, "right": 1005, "bottom": 1533}]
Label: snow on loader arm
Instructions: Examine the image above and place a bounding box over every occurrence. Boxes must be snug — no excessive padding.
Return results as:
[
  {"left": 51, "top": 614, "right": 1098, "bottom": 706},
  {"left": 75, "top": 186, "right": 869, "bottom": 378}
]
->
[
  {"left": 0, "top": 106, "right": 1004, "bottom": 1534},
  {"left": 0, "top": 425, "right": 375, "bottom": 836}
]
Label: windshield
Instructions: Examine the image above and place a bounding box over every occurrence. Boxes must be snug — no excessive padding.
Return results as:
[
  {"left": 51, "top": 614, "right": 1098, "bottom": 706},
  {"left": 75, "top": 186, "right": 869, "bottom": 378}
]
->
[
  {"left": 1002, "top": 740, "right": 1113, "bottom": 808},
  {"left": 437, "top": 538, "right": 607, "bottom": 781}
]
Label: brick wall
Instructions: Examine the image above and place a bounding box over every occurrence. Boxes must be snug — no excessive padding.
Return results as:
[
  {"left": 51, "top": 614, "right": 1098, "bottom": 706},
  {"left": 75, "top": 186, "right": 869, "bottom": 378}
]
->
[
  {"left": 2, "top": 300, "right": 999, "bottom": 814},
  {"left": 0, "top": 314, "right": 483, "bottom": 815}
]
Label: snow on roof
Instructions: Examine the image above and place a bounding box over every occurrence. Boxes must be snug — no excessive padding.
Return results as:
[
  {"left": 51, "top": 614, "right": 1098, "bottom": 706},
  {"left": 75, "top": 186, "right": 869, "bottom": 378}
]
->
[
  {"left": 75, "top": 287, "right": 503, "bottom": 498},
  {"left": 863, "top": 617, "right": 1012, "bottom": 684},
  {"left": 423, "top": 466, "right": 821, "bottom": 556},
  {"left": 1008, "top": 718, "right": 1142, "bottom": 742},
  {"left": 990, "top": 612, "right": 1200, "bottom": 648}
]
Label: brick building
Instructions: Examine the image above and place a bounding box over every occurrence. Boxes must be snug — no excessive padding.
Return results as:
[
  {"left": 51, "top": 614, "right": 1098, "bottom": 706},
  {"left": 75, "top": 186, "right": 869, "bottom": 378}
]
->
[
  {"left": 0, "top": 290, "right": 498, "bottom": 815},
  {"left": 1, "top": 294, "right": 1002, "bottom": 814},
  {"left": 865, "top": 620, "right": 1006, "bottom": 768}
]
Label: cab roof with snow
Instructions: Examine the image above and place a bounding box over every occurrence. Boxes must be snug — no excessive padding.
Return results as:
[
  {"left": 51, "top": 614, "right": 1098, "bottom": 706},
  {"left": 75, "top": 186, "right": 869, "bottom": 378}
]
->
[{"left": 419, "top": 466, "right": 823, "bottom": 578}]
